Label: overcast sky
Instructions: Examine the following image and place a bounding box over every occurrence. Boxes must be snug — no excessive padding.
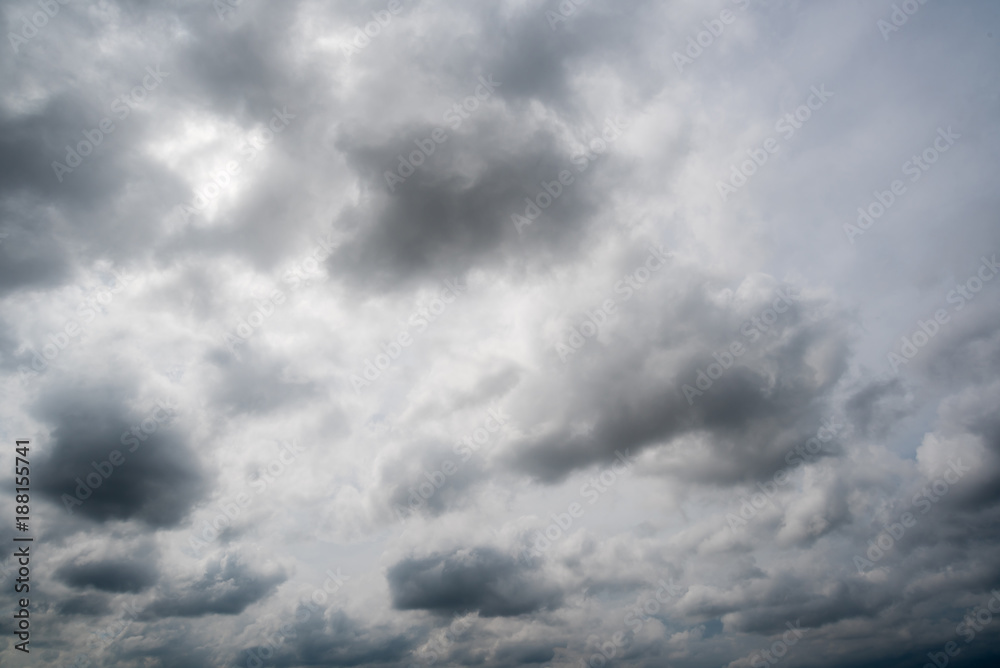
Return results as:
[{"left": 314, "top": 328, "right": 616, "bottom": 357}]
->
[{"left": 1, "top": 0, "right": 1000, "bottom": 667}]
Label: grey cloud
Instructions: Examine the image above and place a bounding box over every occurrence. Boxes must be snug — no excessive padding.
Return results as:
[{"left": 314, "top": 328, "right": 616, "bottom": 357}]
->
[
  {"left": 330, "top": 118, "right": 615, "bottom": 290},
  {"left": 387, "top": 546, "right": 564, "bottom": 617},
  {"left": 3, "top": 0, "right": 1000, "bottom": 666},
  {"left": 240, "top": 608, "right": 416, "bottom": 668},
  {"left": 56, "top": 558, "right": 158, "bottom": 593},
  {"left": 504, "top": 278, "right": 851, "bottom": 485},
  {"left": 33, "top": 379, "right": 209, "bottom": 527}
]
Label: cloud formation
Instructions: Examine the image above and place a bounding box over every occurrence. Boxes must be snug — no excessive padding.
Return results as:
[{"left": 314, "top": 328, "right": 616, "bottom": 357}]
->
[{"left": 1, "top": 0, "right": 999, "bottom": 666}]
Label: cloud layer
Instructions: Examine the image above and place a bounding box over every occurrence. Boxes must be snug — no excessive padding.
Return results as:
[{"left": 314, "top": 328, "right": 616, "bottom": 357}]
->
[{"left": 1, "top": 0, "right": 1000, "bottom": 666}]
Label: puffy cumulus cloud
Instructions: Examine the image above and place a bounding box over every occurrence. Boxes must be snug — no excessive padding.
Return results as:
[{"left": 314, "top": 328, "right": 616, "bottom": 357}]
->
[
  {"left": 496, "top": 264, "right": 852, "bottom": 485},
  {"left": 2, "top": 0, "right": 1000, "bottom": 666}
]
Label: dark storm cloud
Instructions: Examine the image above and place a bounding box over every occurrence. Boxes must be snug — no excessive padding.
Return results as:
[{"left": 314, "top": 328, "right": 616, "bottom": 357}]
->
[
  {"left": 701, "top": 576, "right": 886, "bottom": 635},
  {"left": 32, "top": 379, "right": 209, "bottom": 527},
  {"left": 240, "top": 608, "right": 415, "bottom": 668},
  {"left": 0, "top": 95, "right": 108, "bottom": 295},
  {"left": 884, "top": 304, "right": 1000, "bottom": 505},
  {"left": 312, "top": 0, "right": 668, "bottom": 290},
  {"left": 142, "top": 553, "right": 286, "bottom": 618},
  {"left": 0, "top": 200, "right": 73, "bottom": 296},
  {"left": 505, "top": 280, "right": 851, "bottom": 484},
  {"left": 56, "top": 558, "right": 158, "bottom": 593},
  {"left": 387, "top": 546, "right": 563, "bottom": 617},
  {"left": 491, "top": 640, "right": 557, "bottom": 666},
  {"left": 330, "top": 117, "right": 618, "bottom": 290}
]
